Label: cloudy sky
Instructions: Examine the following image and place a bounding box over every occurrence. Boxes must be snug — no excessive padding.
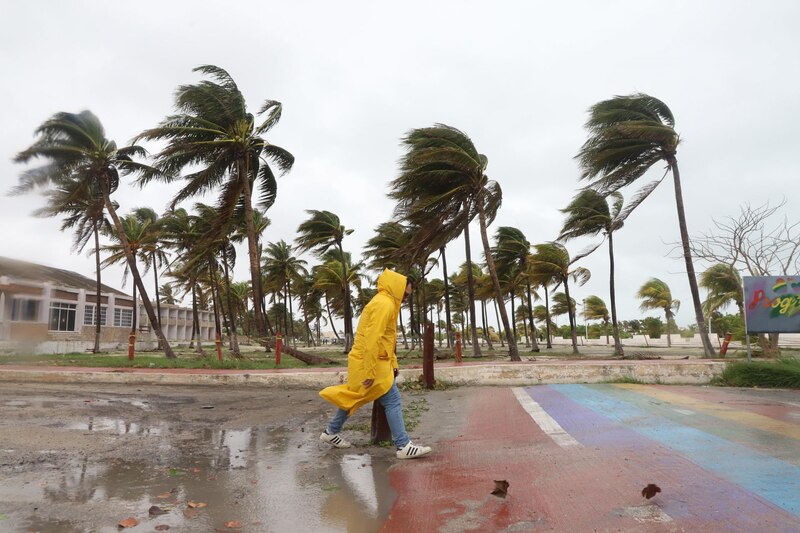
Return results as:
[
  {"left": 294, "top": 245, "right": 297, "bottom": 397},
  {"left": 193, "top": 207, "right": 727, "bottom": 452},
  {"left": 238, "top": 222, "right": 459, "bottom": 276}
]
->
[{"left": 2, "top": 1, "right": 797, "bottom": 330}]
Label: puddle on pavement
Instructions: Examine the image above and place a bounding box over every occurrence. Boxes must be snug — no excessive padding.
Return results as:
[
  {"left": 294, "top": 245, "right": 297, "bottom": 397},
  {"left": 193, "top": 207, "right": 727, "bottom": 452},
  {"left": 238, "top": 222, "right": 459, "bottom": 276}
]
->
[
  {"left": 66, "top": 417, "right": 164, "bottom": 435},
  {"left": 8, "top": 423, "right": 396, "bottom": 533}
]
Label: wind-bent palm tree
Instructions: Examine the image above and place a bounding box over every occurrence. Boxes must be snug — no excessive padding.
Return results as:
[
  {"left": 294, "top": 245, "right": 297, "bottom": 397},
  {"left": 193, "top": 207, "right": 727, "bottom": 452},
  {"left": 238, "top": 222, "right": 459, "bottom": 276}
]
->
[
  {"left": 492, "top": 226, "right": 541, "bottom": 352},
  {"left": 295, "top": 210, "right": 354, "bottom": 351},
  {"left": 584, "top": 295, "right": 610, "bottom": 344},
  {"left": 130, "top": 207, "right": 169, "bottom": 341},
  {"left": 136, "top": 65, "right": 294, "bottom": 341},
  {"left": 637, "top": 278, "right": 680, "bottom": 347},
  {"left": 576, "top": 93, "right": 715, "bottom": 357},
  {"left": 262, "top": 240, "right": 307, "bottom": 348},
  {"left": 390, "top": 124, "right": 518, "bottom": 359},
  {"left": 551, "top": 293, "right": 575, "bottom": 328},
  {"left": 700, "top": 264, "right": 744, "bottom": 322},
  {"left": 530, "top": 242, "right": 590, "bottom": 354},
  {"left": 31, "top": 176, "right": 113, "bottom": 353},
  {"left": 13, "top": 110, "right": 175, "bottom": 358},
  {"left": 560, "top": 190, "right": 633, "bottom": 354}
]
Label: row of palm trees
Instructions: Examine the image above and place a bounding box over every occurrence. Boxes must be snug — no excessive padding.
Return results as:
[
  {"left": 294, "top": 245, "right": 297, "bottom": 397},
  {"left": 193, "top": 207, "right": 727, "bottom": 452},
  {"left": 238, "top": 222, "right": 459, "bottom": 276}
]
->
[{"left": 13, "top": 64, "right": 719, "bottom": 359}]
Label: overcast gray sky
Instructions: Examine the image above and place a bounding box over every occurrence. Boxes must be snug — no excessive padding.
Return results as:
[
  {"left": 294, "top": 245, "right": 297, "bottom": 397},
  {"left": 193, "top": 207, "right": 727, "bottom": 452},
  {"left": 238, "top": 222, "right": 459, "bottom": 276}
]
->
[{"left": 2, "top": 1, "right": 798, "bottom": 330}]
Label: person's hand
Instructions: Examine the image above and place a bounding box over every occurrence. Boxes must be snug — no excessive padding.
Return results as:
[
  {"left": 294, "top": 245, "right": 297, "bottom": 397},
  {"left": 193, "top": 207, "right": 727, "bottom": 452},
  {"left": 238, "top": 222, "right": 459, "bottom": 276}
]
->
[
  {"left": 362, "top": 379, "right": 374, "bottom": 388},
  {"left": 393, "top": 368, "right": 399, "bottom": 378}
]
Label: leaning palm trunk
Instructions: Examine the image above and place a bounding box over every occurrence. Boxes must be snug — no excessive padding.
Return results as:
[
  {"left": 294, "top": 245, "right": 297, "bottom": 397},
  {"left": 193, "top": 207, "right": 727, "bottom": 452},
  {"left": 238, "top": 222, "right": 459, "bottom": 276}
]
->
[
  {"left": 544, "top": 286, "right": 553, "bottom": 349},
  {"left": 222, "top": 247, "right": 239, "bottom": 355},
  {"left": 336, "top": 242, "right": 353, "bottom": 353},
  {"left": 665, "top": 310, "right": 673, "bottom": 348},
  {"left": 669, "top": 159, "right": 715, "bottom": 358},
  {"left": 462, "top": 218, "right": 482, "bottom": 356},
  {"left": 563, "top": 278, "right": 579, "bottom": 354},
  {"left": 607, "top": 232, "right": 624, "bottom": 356},
  {"left": 477, "top": 197, "right": 519, "bottom": 360},
  {"left": 441, "top": 247, "right": 453, "bottom": 348},
  {"left": 240, "top": 158, "right": 267, "bottom": 341},
  {"left": 192, "top": 284, "right": 204, "bottom": 354},
  {"left": 92, "top": 221, "right": 102, "bottom": 353},
  {"left": 101, "top": 188, "right": 175, "bottom": 359},
  {"left": 526, "top": 280, "right": 540, "bottom": 352},
  {"left": 493, "top": 300, "right": 504, "bottom": 347},
  {"left": 152, "top": 252, "right": 163, "bottom": 349},
  {"left": 324, "top": 296, "right": 340, "bottom": 342}
]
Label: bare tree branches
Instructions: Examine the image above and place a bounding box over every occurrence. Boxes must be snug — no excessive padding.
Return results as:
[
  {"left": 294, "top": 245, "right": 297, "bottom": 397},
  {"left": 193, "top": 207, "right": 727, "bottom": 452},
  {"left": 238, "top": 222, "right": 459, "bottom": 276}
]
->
[{"left": 681, "top": 199, "right": 800, "bottom": 276}]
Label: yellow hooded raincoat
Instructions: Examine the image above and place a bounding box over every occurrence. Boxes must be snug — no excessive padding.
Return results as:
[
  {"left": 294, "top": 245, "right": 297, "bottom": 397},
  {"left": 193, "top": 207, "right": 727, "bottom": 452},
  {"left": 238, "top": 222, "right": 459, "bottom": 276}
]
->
[{"left": 319, "top": 269, "right": 407, "bottom": 415}]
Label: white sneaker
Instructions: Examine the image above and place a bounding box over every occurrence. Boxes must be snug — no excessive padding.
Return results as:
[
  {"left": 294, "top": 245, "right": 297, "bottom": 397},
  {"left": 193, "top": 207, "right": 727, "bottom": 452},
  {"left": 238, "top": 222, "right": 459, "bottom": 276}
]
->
[
  {"left": 396, "top": 441, "right": 432, "bottom": 459},
  {"left": 320, "top": 431, "right": 352, "bottom": 448}
]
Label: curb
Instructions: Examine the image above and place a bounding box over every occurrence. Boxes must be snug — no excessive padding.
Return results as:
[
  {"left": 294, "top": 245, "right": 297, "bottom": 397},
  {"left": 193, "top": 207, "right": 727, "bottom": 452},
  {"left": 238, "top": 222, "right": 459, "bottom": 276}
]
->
[{"left": 0, "top": 360, "right": 727, "bottom": 388}]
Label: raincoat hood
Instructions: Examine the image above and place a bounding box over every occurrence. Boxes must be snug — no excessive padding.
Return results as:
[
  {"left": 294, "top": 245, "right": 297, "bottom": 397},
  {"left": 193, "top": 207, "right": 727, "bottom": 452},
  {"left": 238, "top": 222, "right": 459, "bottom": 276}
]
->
[{"left": 377, "top": 269, "right": 407, "bottom": 303}]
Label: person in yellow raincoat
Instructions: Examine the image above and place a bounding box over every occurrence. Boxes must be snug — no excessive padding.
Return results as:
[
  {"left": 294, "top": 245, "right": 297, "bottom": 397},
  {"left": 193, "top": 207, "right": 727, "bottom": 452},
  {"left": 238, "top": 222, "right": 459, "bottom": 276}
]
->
[{"left": 319, "top": 269, "right": 432, "bottom": 459}]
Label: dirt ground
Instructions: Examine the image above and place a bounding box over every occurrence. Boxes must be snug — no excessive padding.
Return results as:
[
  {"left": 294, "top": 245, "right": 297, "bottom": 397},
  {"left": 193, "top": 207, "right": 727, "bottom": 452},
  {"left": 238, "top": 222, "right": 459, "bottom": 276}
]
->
[{"left": 0, "top": 382, "right": 456, "bottom": 533}]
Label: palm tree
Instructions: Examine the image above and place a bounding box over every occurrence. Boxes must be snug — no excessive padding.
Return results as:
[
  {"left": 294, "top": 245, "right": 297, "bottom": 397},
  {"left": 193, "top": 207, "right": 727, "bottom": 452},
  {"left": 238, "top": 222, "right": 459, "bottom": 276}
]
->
[
  {"left": 533, "top": 304, "right": 556, "bottom": 342},
  {"left": 576, "top": 93, "right": 715, "bottom": 357},
  {"left": 262, "top": 240, "right": 308, "bottom": 347},
  {"left": 30, "top": 176, "right": 113, "bottom": 353},
  {"left": 584, "top": 295, "right": 610, "bottom": 344},
  {"left": 637, "top": 278, "right": 680, "bottom": 347},
  {"left": 390, "top": 124, "right": 517, "bottom": 359},
  {"left": 136, "top": 65, "right": 294, "bottom": 341},
  {"left": 130, "top": 207, "right": 169, "bottom": 342},
  {"left": 530, "top": 242, "right": 590, "bottom": 354},
  {"left": 559, "top": 189, "right": 650, "bottom": 355},
  {"left": 700, "top": 264, "right": 744, "bottom": 322},
  {"left": 492, "top": 226, "right": 541, "bottom": 352},
  {"left": 295, "top": 210, "right": 354, "bottom": 351},
  {"left": 13, "top": 110, "right": 175, "bottom": 358}
]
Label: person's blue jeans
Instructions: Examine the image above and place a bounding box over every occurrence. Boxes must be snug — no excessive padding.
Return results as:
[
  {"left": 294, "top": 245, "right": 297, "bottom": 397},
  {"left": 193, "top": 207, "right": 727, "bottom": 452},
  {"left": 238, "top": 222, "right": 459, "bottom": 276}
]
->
[{"left": 326, "top": 381, "right": 410, "bottom": 449}]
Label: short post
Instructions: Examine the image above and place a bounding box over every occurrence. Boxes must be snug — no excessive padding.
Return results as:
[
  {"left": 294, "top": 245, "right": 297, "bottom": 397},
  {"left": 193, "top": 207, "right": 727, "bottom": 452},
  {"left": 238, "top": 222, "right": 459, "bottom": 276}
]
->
[
  {"left": 455, "top": 332, "right": 462, "bottom": 364},
  {"left": 215, "top": 333, "right": 222, "bottom": 362},
  {"left": 275, "top": 333, "right": 283, "bottom": 366},
  {"left": 371, "top": 402, "right": 391, "bottom": 444},
  {"left": 719, "top": 331, "right": 733, "bottom": 356},
  {"left": 423, "top": 323, "right": 435, "bottom": 389},
  {"left": 128, "top": 332, "right": 135, "bottom": 361}
]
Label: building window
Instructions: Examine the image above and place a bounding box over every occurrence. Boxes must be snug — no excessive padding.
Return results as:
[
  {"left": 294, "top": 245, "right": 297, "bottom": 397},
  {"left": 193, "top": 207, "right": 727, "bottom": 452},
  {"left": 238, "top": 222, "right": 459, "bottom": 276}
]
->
[
  {"left": 11, "top": 298, "right": 40, "bottom": 322},
  {"left": 49, "top": 302, "right": 77, "bottom": 331},
  {"left": 84, "top": 305, "right": 107, "bottom": 326},
  {"left": 114, "top": 308, "right": 133, "bottom": 328}
]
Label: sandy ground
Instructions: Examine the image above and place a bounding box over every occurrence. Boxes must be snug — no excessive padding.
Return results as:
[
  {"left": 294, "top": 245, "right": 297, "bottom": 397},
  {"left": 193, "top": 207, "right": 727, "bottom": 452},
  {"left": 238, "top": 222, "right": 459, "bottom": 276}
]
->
[{"left": 0, "top": 382, "right": 455, "bottom": 533}]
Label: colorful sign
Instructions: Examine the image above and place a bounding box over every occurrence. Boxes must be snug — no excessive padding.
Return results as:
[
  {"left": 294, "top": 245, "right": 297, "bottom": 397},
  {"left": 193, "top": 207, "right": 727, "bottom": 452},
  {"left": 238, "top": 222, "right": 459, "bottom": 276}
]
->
[{"left": 743, "top": 276, "right": 800, "bottom": 333}]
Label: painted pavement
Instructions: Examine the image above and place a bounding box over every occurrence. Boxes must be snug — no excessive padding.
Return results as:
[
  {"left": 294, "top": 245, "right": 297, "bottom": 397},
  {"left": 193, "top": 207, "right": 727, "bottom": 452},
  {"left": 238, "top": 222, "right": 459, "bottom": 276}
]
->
[{"left": 383, "top": 385, "right": 800, "bottom": 532}]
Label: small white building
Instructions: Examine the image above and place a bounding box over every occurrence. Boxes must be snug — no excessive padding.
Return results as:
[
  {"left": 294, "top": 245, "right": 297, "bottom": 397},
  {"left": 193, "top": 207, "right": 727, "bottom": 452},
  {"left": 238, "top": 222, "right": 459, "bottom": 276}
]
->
[{"left": 0, "top": 256, "right": 213, "bottom": 354}]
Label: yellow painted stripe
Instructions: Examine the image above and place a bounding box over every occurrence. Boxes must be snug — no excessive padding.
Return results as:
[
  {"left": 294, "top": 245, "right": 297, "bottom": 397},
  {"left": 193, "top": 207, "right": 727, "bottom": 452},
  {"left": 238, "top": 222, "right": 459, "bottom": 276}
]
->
[{"left": 614, "top": 384, "right": 800, "bottom": 441}]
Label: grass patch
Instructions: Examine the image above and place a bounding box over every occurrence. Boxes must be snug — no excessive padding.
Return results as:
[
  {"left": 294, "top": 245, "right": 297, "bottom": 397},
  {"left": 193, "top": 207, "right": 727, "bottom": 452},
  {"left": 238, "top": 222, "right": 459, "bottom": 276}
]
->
[
  {"left": 716, "top": 358, "right": 800, "bottom": 389},
  {"left": 402, "top": 398, "right": 429, "bottom": 432},
  {"left": 0, "top": 350, "right": 321, "bottom": 370}
]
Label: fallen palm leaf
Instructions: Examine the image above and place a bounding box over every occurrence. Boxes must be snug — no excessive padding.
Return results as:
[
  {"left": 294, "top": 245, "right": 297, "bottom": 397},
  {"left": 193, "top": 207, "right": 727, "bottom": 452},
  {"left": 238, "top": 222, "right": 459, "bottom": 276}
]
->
[
  {"left": 149, "top": 506, "right": 168, "bottom": 516},
  {"left": 491, "top": 480, "right": 510, "bottom": 498},
  {"left": 118, "top": 517, "right": 138, "bottom": 528},
  {"left": 224, "top": 521, "right": 243, "bottom": 528},
  {"left": 641, "top": 484, "right": 661, "bottom": 499},
  {"left": 187, "top": 501, "right": 207, "bottom": 509},
  {"left": 155, "top": 526, "right": 170, "bottom": 531}
]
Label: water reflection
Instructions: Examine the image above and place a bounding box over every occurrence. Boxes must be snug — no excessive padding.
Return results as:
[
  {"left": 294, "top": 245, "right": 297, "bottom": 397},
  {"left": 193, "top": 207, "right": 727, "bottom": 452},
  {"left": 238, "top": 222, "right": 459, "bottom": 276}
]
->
[{"left": 14, "top": 421, "right": 396, "bottom": 532}]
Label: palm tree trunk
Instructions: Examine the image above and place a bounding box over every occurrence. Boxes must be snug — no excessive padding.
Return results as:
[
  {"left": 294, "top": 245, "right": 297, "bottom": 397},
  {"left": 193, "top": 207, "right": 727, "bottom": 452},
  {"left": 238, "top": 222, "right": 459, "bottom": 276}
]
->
[
  {"left": 131, "top": 277, "right": 137, "bottom": 341},
  {"left": 607, "top": 232, "right": 624, "bottom": 356},
  {"left": 666, "top": 311, "right": 673, "bottom": 348},
  {"left": 408, "top": 295, "right": 416, "bottom": 350},
  {"left": 336, "top": 241, "right": 353, "bottom": 353},
  {"left": 152, "top": 252, "right": 163, "bottom": 347},
  {"left": 209, "top": 264, "right": 222, "bottom": 357},
  {"left": 239, "top": 158, "right": 267, "bottom": 340},
  {"left": 399, "top": 311, "right": 408, "bottom": 349},
  {"left": 222, "top": 246, "right": 239, "bottom": 355},
  {"left": 287, "top": 280, "right": 297, "bottom": 349},
  {"left": 510, "top": 293, "right": 518, "bottom": 343},
  {"left": 93, "top": 221, "right": 102, "bottom": 353},
  {"left": 462, "top": 216, "right": 482, "bottom": 356},
  {"left": 493, "top": 299, "right": 504, "bottom": 347},
  {"left": 521, "top": 306, "right": 529, "bottom": 347},
  {"left": 192, "top": 284, "right": 203, "bottom": 354},
  {"left": 482, "top": 300, "right": 494, "bottom": 349},
  {"left": 324, "top": 295, "right": 340, "bottom": 341},
  {"left": 563, "top": 278, "right": 579, "bottom": 354},
  {"left": 669, "top": 159, "right": 715, "bottom": 357},
  {"left": 526, "top": 280, "right": 540, "bottom": 352},
  {"left": 544, "top": 285, "right": 553, "bottom": 349},
  {"left": 476, "top": 197, "right": 519, "bottom": 360},
  {"left": 101, "top": 191, "right": 174, "bottom": 358},
  {"left": 436, "top": 303, "right": 442, "bottom": 347},
  {"left": 441, "top": 247, "right": 453, "bottom": 348}
]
